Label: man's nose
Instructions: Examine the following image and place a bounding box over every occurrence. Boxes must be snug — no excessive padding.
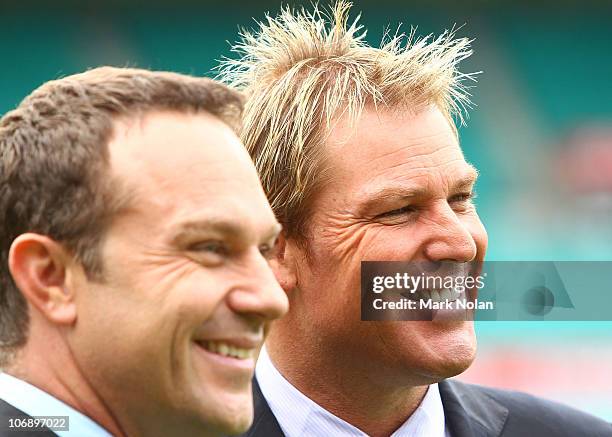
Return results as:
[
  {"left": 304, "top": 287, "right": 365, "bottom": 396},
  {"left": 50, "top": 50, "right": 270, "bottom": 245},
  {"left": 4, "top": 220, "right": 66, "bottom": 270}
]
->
[
  {"left": 227, "top": 249, "right": 289, "bottom": 322},
  {"left": 421, "top": 202, "right": 478, "bottom": 262}
]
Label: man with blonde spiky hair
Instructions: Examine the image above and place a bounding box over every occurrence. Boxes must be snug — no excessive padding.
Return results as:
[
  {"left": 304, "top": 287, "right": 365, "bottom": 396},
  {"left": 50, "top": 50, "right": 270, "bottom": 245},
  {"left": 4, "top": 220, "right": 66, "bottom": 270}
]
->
[{"left": 220, "top": 2, "right": 612, "bottom": 437}]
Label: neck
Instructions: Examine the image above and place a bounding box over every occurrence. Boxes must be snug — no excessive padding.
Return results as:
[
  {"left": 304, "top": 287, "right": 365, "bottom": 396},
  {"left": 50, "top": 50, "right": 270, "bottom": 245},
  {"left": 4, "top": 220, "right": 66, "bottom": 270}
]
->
[
  {"left": 266, "top": 336, "right": 429, "bottom": 437},
  {"left": 7, "top": 331, "right": 127, "bottom": 437}
]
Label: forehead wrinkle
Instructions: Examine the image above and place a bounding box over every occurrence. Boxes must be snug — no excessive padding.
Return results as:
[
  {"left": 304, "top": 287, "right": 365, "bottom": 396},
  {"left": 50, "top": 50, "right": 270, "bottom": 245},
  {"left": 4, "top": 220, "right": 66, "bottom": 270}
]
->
[
  {"left": 373, "top": 155, "right": 467, "bottom": 176},
  {"left": 327, "top": 111, "right": 457, "bottom": 154},
  {"left": 362, "top": 142, "right": 462, "bottom": 175},
  {"left": 365, "top": 155, "right": 470, "bottom": 190}
]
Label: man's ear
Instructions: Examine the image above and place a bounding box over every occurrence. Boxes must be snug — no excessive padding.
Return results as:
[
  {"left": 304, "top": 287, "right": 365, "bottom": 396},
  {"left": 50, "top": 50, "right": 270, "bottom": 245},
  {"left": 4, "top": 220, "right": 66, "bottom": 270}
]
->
[
  {"left": 8, "top": 233, "right": 77, "bottom": 326},
  {"left": 268, "top": 232, "right": 298, "bottom": 294}
]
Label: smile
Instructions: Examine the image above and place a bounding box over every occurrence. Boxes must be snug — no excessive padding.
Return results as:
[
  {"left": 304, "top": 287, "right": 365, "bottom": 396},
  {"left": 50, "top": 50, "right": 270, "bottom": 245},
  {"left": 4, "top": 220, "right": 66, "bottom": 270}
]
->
[
  {"left": 197, "top": 341, "right": 255, "bottom": 360},
  {"left": 401, "top": 287, "right": 463, "bottom": 303},
  {"left": 417, "top": 288, "right": 462, "bottom": 303}
]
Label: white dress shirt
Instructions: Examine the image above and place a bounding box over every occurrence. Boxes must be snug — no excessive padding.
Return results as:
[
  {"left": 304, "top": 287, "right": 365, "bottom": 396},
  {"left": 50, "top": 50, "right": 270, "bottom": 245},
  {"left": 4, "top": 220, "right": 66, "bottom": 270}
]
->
[
  {"left": 0, "top": 372, "right": 112, "bottom": 437},
  {"left": 256, "top": 347, "right": 450, "bottom": 437}
]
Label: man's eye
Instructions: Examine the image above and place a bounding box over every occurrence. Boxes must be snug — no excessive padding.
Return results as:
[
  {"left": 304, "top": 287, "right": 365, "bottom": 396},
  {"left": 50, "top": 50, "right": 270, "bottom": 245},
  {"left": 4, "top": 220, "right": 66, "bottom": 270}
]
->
[
  {"left": 189, "top": 241, "right": 228, "bottom": 256},
  {"left": 259, "top": 244, "right": 271, "bottom": 257},
  {"left": 259, "top": 238, "right": 279, "bottom": 259},
  {"left": 378, "top": 205, "right": 417, "bottom": 219},
  {"left": 448, "top": 192, "right": 477, "bottom": 212},
  {"left": 449, "top": 192, "right": 476, "bottom": 204}
]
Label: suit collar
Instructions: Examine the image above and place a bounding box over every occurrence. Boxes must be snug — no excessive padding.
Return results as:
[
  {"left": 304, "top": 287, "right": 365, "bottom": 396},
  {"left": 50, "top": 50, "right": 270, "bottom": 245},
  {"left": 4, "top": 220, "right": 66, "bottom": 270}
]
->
[
  {"left": 0, "top": 372, "right": 113, "bottom": 437},
  {"left": 245, "top": 378, "right": 509, "bottom": 437},
  {"left": 254, "top": 347, "right": 447, "bottom": 437},
  {"left": 439, "top": 379, "right": 509, "bottom": 437},
  {"left": 0, "top": 399, "right": 58, "bottom": 437}
]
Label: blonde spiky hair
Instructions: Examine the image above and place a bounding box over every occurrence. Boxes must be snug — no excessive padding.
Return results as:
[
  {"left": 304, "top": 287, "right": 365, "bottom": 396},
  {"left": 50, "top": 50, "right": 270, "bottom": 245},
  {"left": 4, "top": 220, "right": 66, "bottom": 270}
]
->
[{"left": 217, "top": 1, "right": 477, "bottom": 240}]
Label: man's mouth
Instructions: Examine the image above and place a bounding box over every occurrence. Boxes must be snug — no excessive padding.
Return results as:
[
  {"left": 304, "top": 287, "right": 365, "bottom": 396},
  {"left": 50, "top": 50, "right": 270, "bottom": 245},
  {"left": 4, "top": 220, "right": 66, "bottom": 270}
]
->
[
  {"left": 401, "top": 287, "right": 462, "bottom": 303},
  {"left": 196, "top": 340, "right": 256, "bottom": 360},
  {"left": 416, "top": 287, "right": 462, "bottom": 303}
]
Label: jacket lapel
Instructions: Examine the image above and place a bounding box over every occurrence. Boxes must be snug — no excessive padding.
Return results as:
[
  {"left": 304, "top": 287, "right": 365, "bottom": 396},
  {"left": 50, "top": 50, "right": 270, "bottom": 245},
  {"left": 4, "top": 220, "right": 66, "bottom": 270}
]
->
[
  {"left": 439, "top": 379, "right": 508, "bottom": 437},
  {"left": 241, "top": 377, "right": 285, "bottom": 437},
  {"left": 0, "top": 399, "right": 58, "bottom": 437}
]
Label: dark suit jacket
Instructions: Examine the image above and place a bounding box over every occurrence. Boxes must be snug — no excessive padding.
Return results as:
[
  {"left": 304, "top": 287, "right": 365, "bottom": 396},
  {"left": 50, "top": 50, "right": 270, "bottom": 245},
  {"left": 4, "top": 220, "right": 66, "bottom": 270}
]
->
[
  {"left": 0, "top": 399, "right": 56, "bottom": 437},
  {"left": 243, "top": 378, "right": 612, "bottom": 437}
]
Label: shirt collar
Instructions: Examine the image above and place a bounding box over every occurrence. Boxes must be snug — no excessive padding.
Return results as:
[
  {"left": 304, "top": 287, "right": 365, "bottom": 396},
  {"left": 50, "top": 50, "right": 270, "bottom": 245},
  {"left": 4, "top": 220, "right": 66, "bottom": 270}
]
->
[
  {"left": 0, "top": 372, "right": 113, "bottom": 437},
  {"left": 256, "top": 346, "right": 447, "bottom": 437}
]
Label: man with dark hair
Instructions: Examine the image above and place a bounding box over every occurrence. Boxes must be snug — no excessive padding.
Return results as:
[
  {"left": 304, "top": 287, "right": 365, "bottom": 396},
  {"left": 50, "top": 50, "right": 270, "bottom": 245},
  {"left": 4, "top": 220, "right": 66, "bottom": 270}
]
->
[{"left": 0, "top": 67, "right": 288, "bottom": 436}]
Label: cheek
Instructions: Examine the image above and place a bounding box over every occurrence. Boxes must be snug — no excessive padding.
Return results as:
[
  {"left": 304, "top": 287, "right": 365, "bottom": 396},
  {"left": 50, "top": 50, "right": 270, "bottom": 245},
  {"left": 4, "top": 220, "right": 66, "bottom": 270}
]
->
[
  {"left": 305, "top": 226, "right": 422, "bottom": 317},
  {"left": 352, "top": 224, "right": 425, "bottom": 262},
  {"left": 297, "top": 261, "right": 363, "bottom": 344},
  {"left": 172, "top": 271, "right": 230, "bottom": 316},
  {"left": 70, "top": 287, "right": 175, "bottom": 404},
  {"left": 136, "top": 258, "right": 233, "bottom": 321},
  {"left": 76, "top": 263, "right": 233, "bottom": 361}
]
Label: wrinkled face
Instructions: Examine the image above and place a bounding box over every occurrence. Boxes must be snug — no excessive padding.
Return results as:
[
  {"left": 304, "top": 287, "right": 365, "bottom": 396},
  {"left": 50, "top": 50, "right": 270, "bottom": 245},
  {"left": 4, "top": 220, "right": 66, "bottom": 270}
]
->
[
  {"left": 69, "top": 111, "right": 288, "bottom": 436},
  {"left": 290, "top": 105, "right": 487, "bottom": 385}
]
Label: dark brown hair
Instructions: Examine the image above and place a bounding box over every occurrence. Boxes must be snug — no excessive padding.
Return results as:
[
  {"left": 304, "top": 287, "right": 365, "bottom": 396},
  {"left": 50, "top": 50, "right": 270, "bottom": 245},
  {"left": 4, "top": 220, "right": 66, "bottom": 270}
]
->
[{"left": 0, "top": 67, "right": 243, "bottom": 365}]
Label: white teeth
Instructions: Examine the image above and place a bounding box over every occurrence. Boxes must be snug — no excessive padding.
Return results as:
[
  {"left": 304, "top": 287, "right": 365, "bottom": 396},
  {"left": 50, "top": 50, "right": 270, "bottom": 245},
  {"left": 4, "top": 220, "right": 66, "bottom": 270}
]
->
[
  {"left": 416, "top": 289, "right": 429, "bottom": 301},
  {"left": 417, "top": 288, "right": 460, "bottom": 303},
  {"left": 201, "top": 341, "right": 253, "bottom": 360},
  {"left": 219, "top": 343, "right": 229, "bottom": 356},
  {"left": 440, "top": 288, "right": 452, "bottom": 302},
  {"left": 430, "top": 290, "right": 441, "bottom": 302}
]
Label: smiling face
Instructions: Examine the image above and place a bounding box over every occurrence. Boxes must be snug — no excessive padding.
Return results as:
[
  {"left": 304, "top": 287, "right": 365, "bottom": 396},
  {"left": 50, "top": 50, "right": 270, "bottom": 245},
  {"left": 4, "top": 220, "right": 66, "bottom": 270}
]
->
[
  {"left": 68, "top": 111, "right": 288, "bottom": 437},
  {"left": 270, "top": 104, "right": 487, "bottom": 389}
]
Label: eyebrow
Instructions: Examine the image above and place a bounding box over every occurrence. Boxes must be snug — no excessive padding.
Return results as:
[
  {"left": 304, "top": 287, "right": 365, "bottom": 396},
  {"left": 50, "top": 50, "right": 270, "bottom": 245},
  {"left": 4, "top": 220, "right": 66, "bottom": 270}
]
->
[
  {"left": 452, "top": 166, "right": 479, "bottom": 192},
  {"left": 358, "top": 165, "right": 479, "bottom": 213},
  {"left": 171, "top": 218, "right": 282, "bottom": 247}
]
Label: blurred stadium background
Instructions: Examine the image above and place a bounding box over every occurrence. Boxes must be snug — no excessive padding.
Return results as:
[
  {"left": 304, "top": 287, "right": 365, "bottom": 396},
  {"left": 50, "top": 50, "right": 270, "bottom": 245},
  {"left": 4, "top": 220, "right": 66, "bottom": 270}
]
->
[{"left": 1, "top": 0, "right": 611, "bottom": 421}]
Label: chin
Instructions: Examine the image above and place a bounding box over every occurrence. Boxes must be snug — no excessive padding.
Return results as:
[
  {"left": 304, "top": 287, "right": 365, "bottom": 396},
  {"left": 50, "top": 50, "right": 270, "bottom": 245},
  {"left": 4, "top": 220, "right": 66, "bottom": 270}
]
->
[
  {"left": 212, "top": 413, "right": 253, "bottom": 436},
  {"left": 436, "top": 344, "right": 476, "bottom": 378},
  {"left": 400, "top": 346, "right": 476, "bottom": 386},
  {"left": 385, "top": 320, "right": 477, "bottom": 384},
  {"left": 207, "top": 394, "right": 254, "bottom": 436},
  {"left": 420, "top": 333, "right": 477, "bottom": 382}
]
